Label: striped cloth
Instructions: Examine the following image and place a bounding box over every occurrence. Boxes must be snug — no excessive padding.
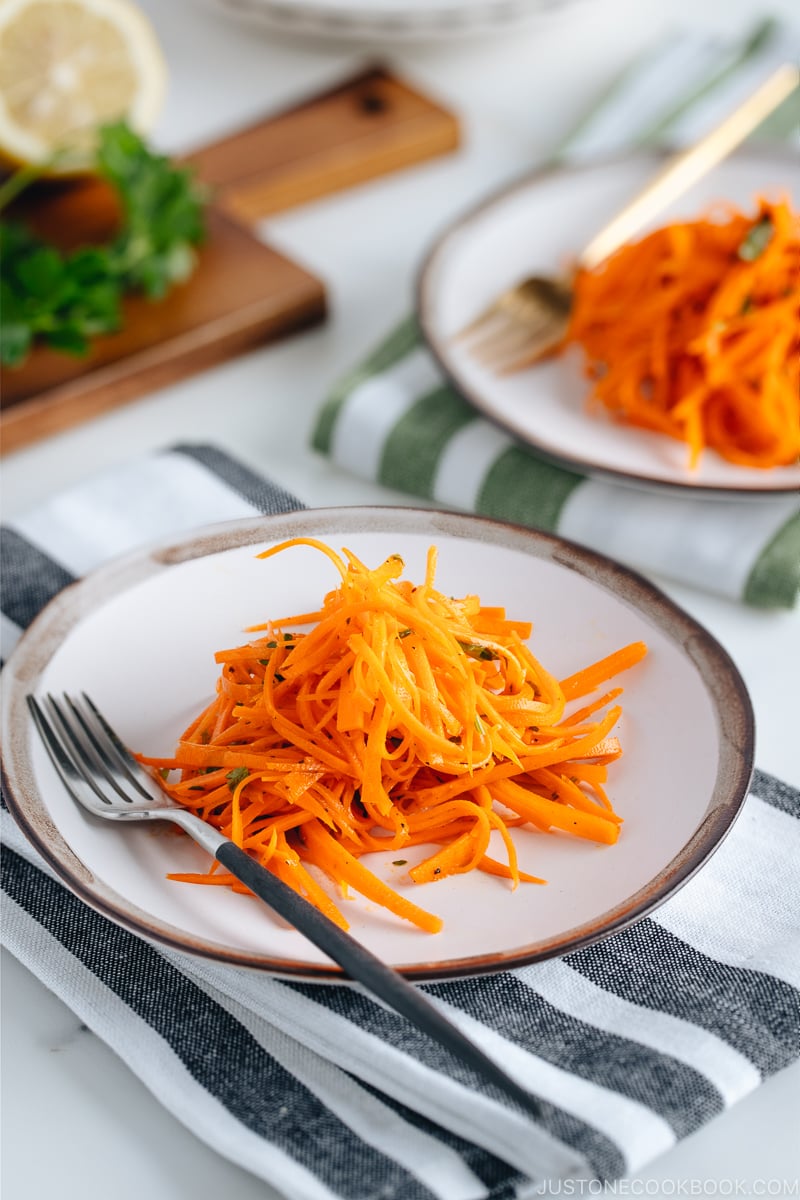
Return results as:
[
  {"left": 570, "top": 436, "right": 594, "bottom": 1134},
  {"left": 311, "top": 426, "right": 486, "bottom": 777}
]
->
[
  {"left": 2, "top": 443, "right": 799, "bottom": 1200},
  {"left": 312, "top": 19, "right": 800, "bottom": 610}
]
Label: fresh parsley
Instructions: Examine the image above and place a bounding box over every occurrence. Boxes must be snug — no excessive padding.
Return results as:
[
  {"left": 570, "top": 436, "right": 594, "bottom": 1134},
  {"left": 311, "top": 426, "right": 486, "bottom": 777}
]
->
[
  {"left": 737, "top": 216, "right": 773, "bottom": 262},
  {"left": 226, "top": 767, "right": 250, "bottom": 792},
  {"left": 458, "top": 640, "right": 497, "bottom": 661},
  {"left": 0, "top": 121, "right": 207, "bottom": 367}
]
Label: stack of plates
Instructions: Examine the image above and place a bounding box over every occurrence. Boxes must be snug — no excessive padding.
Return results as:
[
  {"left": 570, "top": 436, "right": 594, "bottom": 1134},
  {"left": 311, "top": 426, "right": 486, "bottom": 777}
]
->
[{"left": 209, "top": 0, "right": 583, "bottom": 41}]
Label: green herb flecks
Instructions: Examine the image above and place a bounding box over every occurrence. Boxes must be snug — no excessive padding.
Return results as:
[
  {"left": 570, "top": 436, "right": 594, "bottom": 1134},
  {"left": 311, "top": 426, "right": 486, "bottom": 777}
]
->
[
  {"left": 0, "top": 122, "right": 207, "bottom": 367},
  {"left": 226, "top": 767, "right": 249, "bottom": 792},
  {"left": 737, "top": 217, "right": 773, "bottom": 262},
  {"left": 458, "top": 640, "right": 497, "bottom": 661}
]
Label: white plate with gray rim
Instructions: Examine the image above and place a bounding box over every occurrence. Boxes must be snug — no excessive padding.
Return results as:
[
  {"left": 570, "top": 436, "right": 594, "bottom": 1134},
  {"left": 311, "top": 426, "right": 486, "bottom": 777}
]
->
[
  {"left": 418, "top": 149, "right": 800, "bottom": 497},
  {"left": 2, "top": 507, "right": 754, "bottom": 980}
]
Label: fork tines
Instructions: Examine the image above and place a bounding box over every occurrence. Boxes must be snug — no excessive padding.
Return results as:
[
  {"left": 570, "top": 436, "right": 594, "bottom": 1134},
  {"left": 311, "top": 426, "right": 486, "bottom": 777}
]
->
[
  {"left": 455, "top": 276, "right": 573, "bottom": 374},
  {"left": 27, "top": 693, "right": 151, "bottom": 810}
]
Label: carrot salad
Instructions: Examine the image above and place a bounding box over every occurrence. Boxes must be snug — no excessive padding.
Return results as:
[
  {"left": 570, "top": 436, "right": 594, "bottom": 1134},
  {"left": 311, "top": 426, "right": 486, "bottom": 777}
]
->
[
  {"left": 565, "top": 196, "right": 800, "bottom": 469},
  {"left": 141, "top": 539, "right": 647, "bottom": 932}
]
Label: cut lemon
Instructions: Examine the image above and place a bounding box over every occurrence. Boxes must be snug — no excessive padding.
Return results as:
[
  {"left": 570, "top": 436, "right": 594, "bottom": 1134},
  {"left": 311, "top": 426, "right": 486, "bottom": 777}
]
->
[{"left": 0, "top": 0, "right": 167, "bottom": 172}]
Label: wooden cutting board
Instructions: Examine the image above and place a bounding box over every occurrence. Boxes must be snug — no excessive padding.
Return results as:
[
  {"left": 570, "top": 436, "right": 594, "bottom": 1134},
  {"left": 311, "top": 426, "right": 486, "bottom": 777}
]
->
[{"left": 1, "top": 67, "right": 459, "bottom": 455}]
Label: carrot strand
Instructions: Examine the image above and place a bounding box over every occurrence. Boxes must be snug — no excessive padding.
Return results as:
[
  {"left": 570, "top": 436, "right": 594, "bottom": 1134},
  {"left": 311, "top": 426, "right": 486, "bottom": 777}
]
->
[
  {"left": 140, "top": 541, "right": 646, "bottom": 931},
  {"left": 565, "top": 196, "right": 800, "bottom": 470}
]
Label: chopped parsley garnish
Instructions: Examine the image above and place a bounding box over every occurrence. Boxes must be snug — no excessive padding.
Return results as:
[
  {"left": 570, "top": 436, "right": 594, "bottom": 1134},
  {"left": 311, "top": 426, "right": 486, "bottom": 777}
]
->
[
  {"left": 458, "top": 641, "right": 497, "bottom": 661},
  {"left": 737, "top": 216, "right": 773, "bottom": 262}
]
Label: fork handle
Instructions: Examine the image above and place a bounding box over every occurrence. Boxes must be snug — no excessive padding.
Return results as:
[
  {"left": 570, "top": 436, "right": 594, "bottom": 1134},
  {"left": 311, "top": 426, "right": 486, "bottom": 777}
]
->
[
  {"left": 579, "top": 62, "right": 799, "bottom": 272},
  {"left": 214, "top": 840, "right": 541, "bottom": 1120}
]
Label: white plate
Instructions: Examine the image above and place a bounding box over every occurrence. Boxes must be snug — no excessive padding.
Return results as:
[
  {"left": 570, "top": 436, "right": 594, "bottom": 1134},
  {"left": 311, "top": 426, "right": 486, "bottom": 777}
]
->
[
  {"left": 1, "top": 508, "right": 753, "bottom": 979},
  {"left": 208, "top": 0, "right": 584, "bottom": 41},
  {"left": 419, "top": 149, "right": 800, "bottom": 496}
]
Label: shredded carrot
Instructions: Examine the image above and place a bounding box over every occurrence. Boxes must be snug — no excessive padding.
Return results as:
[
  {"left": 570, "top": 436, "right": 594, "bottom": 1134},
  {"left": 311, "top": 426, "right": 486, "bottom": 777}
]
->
[
  {"left": 560, "top": 642, "right": 647, "bottom": 701},
  {"left": 140, "top": 540, "right": 647, "bottom": 932},
  {"left": 565, "top": 196, "right": 800, "bottom": 469}
]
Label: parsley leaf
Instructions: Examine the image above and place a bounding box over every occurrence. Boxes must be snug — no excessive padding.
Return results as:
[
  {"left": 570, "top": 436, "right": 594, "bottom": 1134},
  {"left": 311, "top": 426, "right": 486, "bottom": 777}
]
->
[
  {"left": 737, "top": 217, "right": 773, "bottom": 262},
  {"left": 458, "top": 640, "right": 497, "bottom": 661},
  {"left": 0, "top": 122, "right": 207, "bottom": 366},
  {"left": 226, "top": 767, "right": 250, "bottom": 792}
]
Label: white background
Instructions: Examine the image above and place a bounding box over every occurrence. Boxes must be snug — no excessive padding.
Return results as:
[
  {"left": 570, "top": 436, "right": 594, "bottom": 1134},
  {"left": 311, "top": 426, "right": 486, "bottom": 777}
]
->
[{"left": 2, "top": 0, "right": 799, "bottom": 1196}]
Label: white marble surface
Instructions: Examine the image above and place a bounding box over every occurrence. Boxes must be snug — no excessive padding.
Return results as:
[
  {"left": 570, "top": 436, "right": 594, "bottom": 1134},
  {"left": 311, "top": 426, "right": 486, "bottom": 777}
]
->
[{"left": 2, "top": 0, "right": 799, "bottom": 1195}]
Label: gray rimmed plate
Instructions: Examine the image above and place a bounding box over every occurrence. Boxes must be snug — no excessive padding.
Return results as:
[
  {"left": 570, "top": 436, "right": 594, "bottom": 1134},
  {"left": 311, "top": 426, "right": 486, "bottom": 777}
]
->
[
  {"left": 418, "top": 149, "right": 800, "bottom": 497},
  {"left": 1, "top": 507, "right": 754, "bottom": 979}
]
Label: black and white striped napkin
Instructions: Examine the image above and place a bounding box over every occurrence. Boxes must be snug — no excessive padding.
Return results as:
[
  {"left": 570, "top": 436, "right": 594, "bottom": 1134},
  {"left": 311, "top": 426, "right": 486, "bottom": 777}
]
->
[{"left": 2, "top": 444, "right": 799, "bottom": 1200}]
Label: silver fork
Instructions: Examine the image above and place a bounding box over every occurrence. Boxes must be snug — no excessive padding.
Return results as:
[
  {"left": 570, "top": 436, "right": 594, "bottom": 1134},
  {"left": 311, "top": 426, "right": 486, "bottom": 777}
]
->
[
  {"left": 28, "top": 692, "right": 542, "bottom": 1120},
  {"left": 457, "top": 63, "right": 799, "bottom": 374}
]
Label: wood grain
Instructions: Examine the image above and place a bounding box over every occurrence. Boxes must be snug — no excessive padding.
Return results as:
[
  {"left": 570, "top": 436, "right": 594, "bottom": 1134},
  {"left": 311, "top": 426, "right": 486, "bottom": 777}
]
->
[
  {"left": 0, "top": 209, "right": 326, "bottom": 453},
  {"left": 188, "top": 67, "right": 460, "bottom": 222},
  {"left": 0, "top": 67, "right": 459, "bottom": 454}
]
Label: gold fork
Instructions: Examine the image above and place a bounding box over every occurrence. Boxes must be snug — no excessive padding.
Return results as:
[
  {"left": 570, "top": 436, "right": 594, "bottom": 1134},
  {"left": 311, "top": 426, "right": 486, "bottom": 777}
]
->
[{"left": 458, "top": 63, "right": 799, "bottom": 375}]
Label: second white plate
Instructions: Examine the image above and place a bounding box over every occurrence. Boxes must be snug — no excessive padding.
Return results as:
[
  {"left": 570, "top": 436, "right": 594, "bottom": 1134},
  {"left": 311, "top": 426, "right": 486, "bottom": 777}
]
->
[
  {"left": 208, "top": 0, "right": 585, "bottom": 41},
  {"left": 418, "top": 149, "right": 800, "bottom": 496}
]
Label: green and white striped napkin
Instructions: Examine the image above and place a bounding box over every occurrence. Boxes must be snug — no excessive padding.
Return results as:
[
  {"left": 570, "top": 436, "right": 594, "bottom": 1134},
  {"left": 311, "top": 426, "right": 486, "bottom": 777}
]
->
[{"left": 313, "top": 20, "right": 800, "bottom": 609}]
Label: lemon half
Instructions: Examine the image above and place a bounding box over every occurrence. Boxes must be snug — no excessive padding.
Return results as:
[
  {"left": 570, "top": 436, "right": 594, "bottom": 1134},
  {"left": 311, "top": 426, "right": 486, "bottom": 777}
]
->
[{"left": 0, "top": 0, "right": 167, "bottom": 171}]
